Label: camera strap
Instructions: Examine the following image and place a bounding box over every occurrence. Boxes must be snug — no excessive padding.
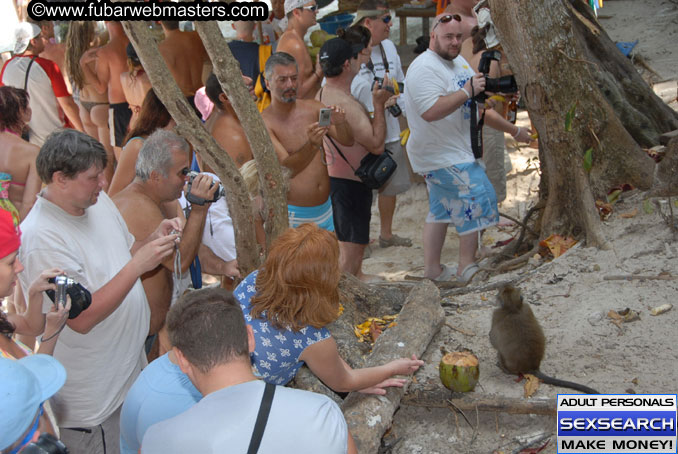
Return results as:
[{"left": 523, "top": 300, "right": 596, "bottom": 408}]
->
[
  {"left": 379, "top": 43, "right": 389, "bottom": 73},
  {"left": 247, "top": 382, "right": 276, "bottom": 454},
  {"left": 469, "top": 84, "right": 485, "bottom": 160}
]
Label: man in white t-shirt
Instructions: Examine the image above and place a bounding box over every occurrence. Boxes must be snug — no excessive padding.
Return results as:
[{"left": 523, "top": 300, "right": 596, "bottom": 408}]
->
[
  {"left": 404, "top": 14, "right": 531, "bottom": 282},
  {"left": 352, "top": 0, "right": 414, "bottom": 249},
  {"left": 141, "top": 287, "right": 357, "bottom": 454},
  {"left": 17, "top": 129, "right": 180, "bottom": 454}
]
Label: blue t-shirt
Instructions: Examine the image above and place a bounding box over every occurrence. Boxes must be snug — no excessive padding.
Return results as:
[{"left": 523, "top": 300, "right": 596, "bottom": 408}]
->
[
  {"left": 119, "top": 353, "right": 202, "bottom": 454},
  {"left": 235, "top": 271, "right": 332, "bottom": 385}
]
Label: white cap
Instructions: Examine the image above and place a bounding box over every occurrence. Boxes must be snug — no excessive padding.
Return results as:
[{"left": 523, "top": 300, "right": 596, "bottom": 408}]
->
[
  {"left": 284, "top": 0, "right": 308, "bottom": 15},
  {"left": 14, "top": 22, "right": 41, "bottom": 55}
]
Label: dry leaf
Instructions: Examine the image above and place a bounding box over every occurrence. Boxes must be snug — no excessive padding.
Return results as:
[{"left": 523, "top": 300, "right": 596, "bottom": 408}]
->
[
  {"left": 631, "top": 377, "right": 639, "bottom": 385},
  {"left": 607, "top": 310, "right": 622, "bottom": 320},
  {"left": 539, "top": 234, "right": 578, "bottom": 258},
  {"left": 519, "top": 439, "right": 551, "bottom": 454},
  {"left": 369, "top": 322, "right": 383, "bottom": 342},
  {"left": 595, "top": 200, "right": 613, "bottom": 220},
  {"left": 524, "top": 373, "right": 540, "bottom": 398},
  {"left": 619, "top": 208, "right": 638, "bottom": 219}
]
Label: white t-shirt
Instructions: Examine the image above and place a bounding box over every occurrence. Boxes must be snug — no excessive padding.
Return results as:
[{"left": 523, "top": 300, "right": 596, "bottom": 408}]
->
[
  {"left": 141, "top": 380, "right": 348, "bottom": 454},
  {"left": 404, "top": 50, "right": 477, "bottom": 173},
  {"left": 18, "top": 192, "right": 150, "bottom": 427},
  {"left": 351, "top": 39, "right": 405, "bottom": 144},
  {"left": 1, "top": 55, "right": 70, "bottom": 146}
]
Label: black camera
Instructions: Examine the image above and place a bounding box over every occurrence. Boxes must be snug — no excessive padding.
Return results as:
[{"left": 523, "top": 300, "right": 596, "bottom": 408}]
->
[
  {"left": 46, "top": 275, "right": 91, "bottom": 319},
  {"left": 372, "top": 77, "right": 404, "bottom": 117},
  {"left": 185, "top": 171, "right": 225, "bottom": 206},
  {"left": 21, "top": 432, "right": 69, "bottom": 453},
  {"left": 474, "top": 50, "right": 517, "bottom": 102}
]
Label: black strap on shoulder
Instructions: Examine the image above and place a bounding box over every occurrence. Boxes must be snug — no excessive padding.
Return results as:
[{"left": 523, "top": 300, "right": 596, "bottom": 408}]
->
[
  {"left": 23, "top": 56, "right": 38, "bottom": 92},
  {"left": 469, "top": 85, "right": 485, "bottom": 160},
  {"left": 247, "top": 382, "right": 276, "bottom": 454},
  {"left": 379, "top": 43, "right": 389, "bottom": 73}
]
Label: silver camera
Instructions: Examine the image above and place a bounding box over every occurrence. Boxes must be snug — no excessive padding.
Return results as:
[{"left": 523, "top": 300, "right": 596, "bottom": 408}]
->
[{"left": 185, "top": 171, "right": 225, "bottom": 205}]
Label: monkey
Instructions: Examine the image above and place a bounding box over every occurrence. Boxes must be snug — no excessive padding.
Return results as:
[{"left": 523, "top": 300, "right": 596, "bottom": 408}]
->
[{"left": 489, "top": 285, "right": 600, "bottom": 394}]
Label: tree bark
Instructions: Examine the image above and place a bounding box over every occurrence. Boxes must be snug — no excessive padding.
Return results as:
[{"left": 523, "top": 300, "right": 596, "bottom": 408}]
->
[
  {"left": 341, "top": 281, "right": 445, "bottom": 454},
  {"left": 650, "top": 138, "right": 678, "bottom": 197},
  {"left": 566, "top": 0, "right": 678, "bottom": 147},
  {"left": 489, "top": 0, "right": 656, "bottom": 247},
  {"left": 194, "top": 22, "right": 289, "bottom": 250},
  {"left": 123, "top": 22, "right": 261, "bottom": 274}
]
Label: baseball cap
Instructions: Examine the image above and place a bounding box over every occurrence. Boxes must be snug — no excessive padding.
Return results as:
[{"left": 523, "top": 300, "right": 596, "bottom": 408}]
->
[
  {"left": 319, "top": 38, "right": 365, "bottom": 70},
  {"left": 0, "top": 355, "right": 67, "bottom": 450},
  {"left": 350, "top": 9, "right": 384, "bottom": 26},
  {"left": 284, "top": 0, "right": 308, "bottom": 15},
  {"left": 13, "top": 22, "right": 41, "bottom": 55}
]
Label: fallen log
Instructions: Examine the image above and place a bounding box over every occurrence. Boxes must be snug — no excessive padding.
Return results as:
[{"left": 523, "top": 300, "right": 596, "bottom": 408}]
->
[
  {"left": 402, "top": 386, "right": 556, "bottom": 416},
  {"left": 341, "top": 280, "right": 445, "bottom": 453}
]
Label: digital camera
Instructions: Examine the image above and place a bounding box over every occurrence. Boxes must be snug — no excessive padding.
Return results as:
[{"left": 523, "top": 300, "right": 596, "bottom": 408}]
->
[
  {"left": 22, "top": 433, "right": 69, "bottom": 454},
  {"left": 372, "top": 77, "right": 404, "bottom": 117},
  {"left": 474, "top": 50, "right": 517, "bottom": 102},
  {"left": 185, "top": 171, "right": 225, "bottom": 206},
  {"left": 46, "top": 275, "right": 91, "bottom": 319}
]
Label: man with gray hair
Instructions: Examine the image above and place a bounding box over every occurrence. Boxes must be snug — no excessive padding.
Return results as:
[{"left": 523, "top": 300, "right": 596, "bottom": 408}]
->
[
  {"left": 262, "top": 52, "right": 353, "bottom": 231},
  {"left": 17, "top": 129, "right": 180, "bottom": 454},
  {"left": 113, "top": 129, "right": 218, "bottom": 358}
]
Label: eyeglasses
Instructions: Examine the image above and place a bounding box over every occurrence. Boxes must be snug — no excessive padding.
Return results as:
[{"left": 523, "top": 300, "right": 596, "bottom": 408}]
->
[
  {"left": 299, "top": 5, "right": 318, "bottom": 12},
  {"left": 381, "top": 15, "right": 392, "bottom": 24},
  {"left": 432, "top": 14, "right": 461, "bottom": 30}
]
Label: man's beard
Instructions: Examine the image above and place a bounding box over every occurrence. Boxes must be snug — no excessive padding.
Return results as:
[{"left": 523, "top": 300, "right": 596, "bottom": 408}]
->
[
  {"left": 433, "top": 38, "right": 460, "bottom": 61},
  {"left": 281, "top": 90, "right": 297, "bottom": 103}
]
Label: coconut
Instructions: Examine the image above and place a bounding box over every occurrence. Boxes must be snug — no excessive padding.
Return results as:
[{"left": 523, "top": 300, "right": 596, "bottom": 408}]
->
[{"left": 439, "top": 351, "right": 479, "bottom": 392}]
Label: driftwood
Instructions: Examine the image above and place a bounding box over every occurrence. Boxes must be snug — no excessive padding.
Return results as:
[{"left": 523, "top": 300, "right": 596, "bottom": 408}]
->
[
  {"left": 603, "top": 274, "right": 676, "bottom": 281},
  {"left": 402, "top": 386, "right": 556, "bottom": 416},
  {"left": 341, "top": 281, "right": 445, "bottom": 454},
  {"left": 122, "top": 21, "right": 261, "bottom": 275}
]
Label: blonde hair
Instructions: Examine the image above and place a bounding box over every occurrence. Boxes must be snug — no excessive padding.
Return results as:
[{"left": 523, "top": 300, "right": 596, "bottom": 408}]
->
[
  {"left": 250, "top": 224, "right": 341, "bottom": 330},
  {"left": 239, "top": 159, "right": 260, "bottom": 198},
  {"left": 64, "top": 21, "right": 96, "bottom": 90}
]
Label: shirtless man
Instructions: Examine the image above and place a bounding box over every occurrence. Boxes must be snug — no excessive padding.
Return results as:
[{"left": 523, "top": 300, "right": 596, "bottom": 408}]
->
[
  {"left": 317, "top": 38, "right": 392, "bottom": 280},
  {"left": 158, "top": 21, "right": 209, "bottom": 111},
  {"left": 262, "top": 52, "right": 353, "bottom": 231},
  {"left": 444, "top": 0, "right": 481, "bottom": 41},
  {"left": 80, "top": 22, "right": 131, "bottom": 162},
  {"left": 276, "top": 0, "right": 323, "bottom": 99},
  {"left": 113, "top": 130, "right": 218, "bottom": 357}
]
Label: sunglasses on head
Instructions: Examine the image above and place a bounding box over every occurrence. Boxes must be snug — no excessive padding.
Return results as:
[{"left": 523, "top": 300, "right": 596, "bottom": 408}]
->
[
  {"left": 299, "top": 5, "right": 318, "bottom": 12},
  {"left": 432, "top": 13, "right": 461, "bottom": 30}
]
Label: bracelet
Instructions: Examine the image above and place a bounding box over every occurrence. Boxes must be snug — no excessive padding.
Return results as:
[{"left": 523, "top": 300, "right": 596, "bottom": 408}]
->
[
  {"left": 460, "top": 87, "right": 470, "bottom": 99},
  {"left": 512, "top": 127, "right": 522, "bottom": 138}
]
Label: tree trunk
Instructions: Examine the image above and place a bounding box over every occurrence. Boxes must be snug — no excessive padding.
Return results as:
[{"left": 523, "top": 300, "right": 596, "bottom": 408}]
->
[
  {"left": 194, "top": 22, "right": 289, "bottom": 250},
  {"left": 566, "top": 0, "right": 678, "bottom": 147},
  {"left": 123, "top": 22, "right": 260, "bottom": 275},
  {"left": 650, "top": 138, "right": 678, "bottom": 197},
  {"left": 489, "top": 0, "right": 656, "bottom": 247}
]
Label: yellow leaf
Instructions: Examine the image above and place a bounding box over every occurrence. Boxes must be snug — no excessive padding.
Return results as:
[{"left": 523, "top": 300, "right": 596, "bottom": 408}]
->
[
  {"left": 539, "top": 234, "right": 577, "bottom": 258},
  {"left": 524, "top": 373, "right": 540, "bottom": 398},
  {"left": 619, "top": 208, "right": 638, "bottom": 219}
]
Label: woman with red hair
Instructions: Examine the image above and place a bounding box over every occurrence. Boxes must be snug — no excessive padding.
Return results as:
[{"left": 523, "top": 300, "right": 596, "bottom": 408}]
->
[{"left": 235, "top": 223, "right": 423, "bottom": 393}]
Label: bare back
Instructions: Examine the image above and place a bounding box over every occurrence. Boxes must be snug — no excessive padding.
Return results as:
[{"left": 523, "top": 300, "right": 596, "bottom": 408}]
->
[
  {"left": 262, "top": 99, "right": 328, "bottom": 206},
  {"left": 120, "top": 70, "right": 152, "bottom": 128},
  {"left": 97, "top": 37, "right": 130, "bottom": 103},
  {"left": 0, "top": 133, "right": 41, "bottom": 220},
  {"left": 158, "top": 31, "right": 208, "bottom": 97},
  {"left": 205, "top": 111, "right": 253, "bottom": 168},
  {"left": 277, "top": 31, "right": 318, "bottom": 99}
]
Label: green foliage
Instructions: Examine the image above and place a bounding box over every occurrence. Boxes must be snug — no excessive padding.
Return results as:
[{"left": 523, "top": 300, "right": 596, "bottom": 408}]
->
[
  {"left": 565, "top": 102, "right": 577, "bottom": 132},
  {"left": 583, "top": 147, "right": 593, "bottom": 172}
]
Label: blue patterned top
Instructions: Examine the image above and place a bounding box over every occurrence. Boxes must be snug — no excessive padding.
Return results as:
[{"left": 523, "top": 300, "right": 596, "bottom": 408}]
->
[{"left": 235, "top": 271, "right": 332, "bottom": 385}]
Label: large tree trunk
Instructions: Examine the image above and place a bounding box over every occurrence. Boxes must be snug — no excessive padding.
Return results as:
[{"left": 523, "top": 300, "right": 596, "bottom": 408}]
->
[
  {"left": 489, "top": 0, "right": 657, "bottom": 247},
  {"left": 194, "top": 22, "right": 289, "bottom": 250}
]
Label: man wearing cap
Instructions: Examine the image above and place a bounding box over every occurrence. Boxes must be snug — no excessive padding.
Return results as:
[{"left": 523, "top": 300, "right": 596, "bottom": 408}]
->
[
  {"left": 277, "top": 0, "right": 322, "bottom": 99},
  {"left": 262, "top": 51, "right": 353, "bottom": 231},
  {"left": 404, "top": 14, "right": 531, "bottom": 283},
  {"left": 0, "top": 22, "right": 82, "bottom": 146},
  {"left": 353, "top": 0, "right": 414, "bottom": 250},
  {"left": 0, "top": 355, "right": 67, "bottom": 454},
  {"left": 317, "top": 37, "right": 392, "bottom": 281}
]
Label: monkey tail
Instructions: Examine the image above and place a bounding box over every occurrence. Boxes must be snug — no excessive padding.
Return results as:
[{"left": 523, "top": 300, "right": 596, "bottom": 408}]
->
[{"left": 532, "top": 371, "right": 600, "bottom": 394}]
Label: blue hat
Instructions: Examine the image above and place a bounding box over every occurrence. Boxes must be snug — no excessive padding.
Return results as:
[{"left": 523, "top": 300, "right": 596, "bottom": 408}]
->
[{"left": 0, "top": 355, "right": 66, "bottom": 450}]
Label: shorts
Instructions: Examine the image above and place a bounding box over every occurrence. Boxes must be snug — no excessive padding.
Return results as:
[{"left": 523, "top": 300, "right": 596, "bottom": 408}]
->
[
  {"left": 288, "top": 197, "right": 334, "bottom": 232},
  {"left": 380, "top": 140, "right": 412, "bottom": 196},
  {"left": 109, "top": 102, "right": 132, "bottom": 147},
  {"left": 423, "top": 161, "right": 499, "bottom": 234},
  {"left": 330, "top": 177, "right": 372, "bottom": 244}
]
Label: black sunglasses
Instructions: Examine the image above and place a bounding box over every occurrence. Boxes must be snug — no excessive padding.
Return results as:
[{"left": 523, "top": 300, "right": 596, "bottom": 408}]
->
[{"left": 432, "top": 14, "right": 461, "bottom": 30}]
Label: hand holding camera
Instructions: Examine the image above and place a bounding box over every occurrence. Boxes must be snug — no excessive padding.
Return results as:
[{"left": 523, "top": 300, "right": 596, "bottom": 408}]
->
[
  {"left": 45, "top": 274, "right": 91, "bottom": 320},
  {"left": 185, "top": 172, "right": 224, "bottom": 206},
  {"left": 371, "top": 78, "right": 393, "bottom": 109},
  {"left": 372, "top": 76, "right": 404, "bottom": 117}
]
